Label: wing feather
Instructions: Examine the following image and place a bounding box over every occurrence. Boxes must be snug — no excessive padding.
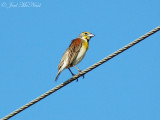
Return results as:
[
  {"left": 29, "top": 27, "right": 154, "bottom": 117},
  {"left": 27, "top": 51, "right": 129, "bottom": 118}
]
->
[
  {"left": 55, "top": 38, "right": 82, "bottom": 81},
  {"left": 58, "top": 38, "right": 82, "bottom": 70},
  {"left": 68, "top": 38, "right": 82, "bottom": 67}
]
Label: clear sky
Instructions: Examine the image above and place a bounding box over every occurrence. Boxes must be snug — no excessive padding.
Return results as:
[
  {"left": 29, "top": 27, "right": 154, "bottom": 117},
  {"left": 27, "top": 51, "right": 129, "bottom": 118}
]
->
[{"left": 0, "top": 0, "right": 160, "bottom": 120}]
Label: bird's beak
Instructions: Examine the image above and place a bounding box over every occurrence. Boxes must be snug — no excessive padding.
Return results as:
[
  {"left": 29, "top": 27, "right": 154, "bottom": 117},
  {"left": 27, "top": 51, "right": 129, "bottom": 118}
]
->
[{"left": 88, "top": 33, "right": 95, "bottom": 37}]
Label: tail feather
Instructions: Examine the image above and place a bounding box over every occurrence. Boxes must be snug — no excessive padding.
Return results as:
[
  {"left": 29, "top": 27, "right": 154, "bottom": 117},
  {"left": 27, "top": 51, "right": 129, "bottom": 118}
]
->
[
  {"left": 55, "top": 59, "right": 67, "bottom": 81},
  {"left": 55, "top": 71, "right": 61, "bottom": 81}
]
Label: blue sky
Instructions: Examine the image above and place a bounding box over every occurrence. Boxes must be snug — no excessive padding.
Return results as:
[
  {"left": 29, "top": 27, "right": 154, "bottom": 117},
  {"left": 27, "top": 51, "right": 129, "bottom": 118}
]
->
[{"left": 0, "top": 0, "right": 160, "bottom": 120}]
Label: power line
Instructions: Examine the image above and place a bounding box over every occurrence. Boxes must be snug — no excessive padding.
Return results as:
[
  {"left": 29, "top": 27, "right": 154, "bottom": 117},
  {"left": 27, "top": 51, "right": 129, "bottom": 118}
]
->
[{"left": 1, "top": 26, "right": 160, "bottom": 120}]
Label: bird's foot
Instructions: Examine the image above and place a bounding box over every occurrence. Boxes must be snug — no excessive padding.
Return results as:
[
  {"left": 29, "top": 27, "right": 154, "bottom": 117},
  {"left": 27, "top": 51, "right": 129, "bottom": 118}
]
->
[
  {"left": 72, "top": 73, "right": 79, "bottom": 82},
  {"left": 68, "top": 68, "right": 79, "bottom": 82},
  {"left": 72, "top": 73, "right": 78, "bottom": 82},
  {"left": 78, "top": 70, "right": 85, "bottom": 79},
  {"left": 73, "top": 66, "right": 84, "bottom": 79}
]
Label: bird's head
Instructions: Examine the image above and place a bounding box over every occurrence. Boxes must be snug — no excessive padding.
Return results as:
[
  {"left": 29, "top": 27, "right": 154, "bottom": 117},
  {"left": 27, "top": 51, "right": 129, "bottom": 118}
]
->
[{"left": 78, "top": 32, "right": 95, "bottom": 41}]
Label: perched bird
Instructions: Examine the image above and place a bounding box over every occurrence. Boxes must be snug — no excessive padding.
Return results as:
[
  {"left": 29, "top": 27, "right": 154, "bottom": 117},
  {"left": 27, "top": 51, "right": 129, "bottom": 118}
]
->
[{"left": 55, "top": 32, "right": 95, "bottom": 81}]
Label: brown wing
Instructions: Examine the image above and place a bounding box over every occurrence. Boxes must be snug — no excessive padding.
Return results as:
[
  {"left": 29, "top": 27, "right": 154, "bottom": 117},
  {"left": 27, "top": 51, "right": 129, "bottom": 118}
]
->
[
  {"left": 58, "top": 38, "right": 82, "bottom": 70},
  {"left": 67, "top": 38, "right": 82, "bottom": 67}
]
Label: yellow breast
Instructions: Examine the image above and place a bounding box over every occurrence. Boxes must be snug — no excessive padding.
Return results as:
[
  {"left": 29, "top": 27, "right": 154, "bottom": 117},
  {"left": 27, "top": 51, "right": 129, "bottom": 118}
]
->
[
  {"left": 72, "top": 40, "right": 88, "bottom": 65},
  {"left": 82, "top": 40, "right": 89, "bottom": 50}
]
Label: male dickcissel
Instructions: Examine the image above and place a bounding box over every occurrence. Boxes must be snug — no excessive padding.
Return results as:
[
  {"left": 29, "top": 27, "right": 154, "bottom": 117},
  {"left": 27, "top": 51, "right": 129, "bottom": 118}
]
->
[{"left": 55, "top": 32, "right": 95, "bottom": 81}]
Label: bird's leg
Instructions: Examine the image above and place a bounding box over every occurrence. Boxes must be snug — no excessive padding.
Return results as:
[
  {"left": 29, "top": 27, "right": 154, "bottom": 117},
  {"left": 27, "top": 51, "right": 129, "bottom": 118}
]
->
[
  {"left": 73, "top": 65, "right": 84, "bottom": 79},
  {"left": 68, "top": 68, "right": 75, "bottom": 76},
  {"left": 68, "top": 68, "right": 78, "bottom": 82}
]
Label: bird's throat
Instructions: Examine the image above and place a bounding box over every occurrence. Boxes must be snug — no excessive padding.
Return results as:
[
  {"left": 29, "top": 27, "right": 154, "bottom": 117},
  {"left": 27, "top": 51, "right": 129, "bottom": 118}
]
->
[{"left": 83, "top": 40, "right": 89, "bottom": 50}]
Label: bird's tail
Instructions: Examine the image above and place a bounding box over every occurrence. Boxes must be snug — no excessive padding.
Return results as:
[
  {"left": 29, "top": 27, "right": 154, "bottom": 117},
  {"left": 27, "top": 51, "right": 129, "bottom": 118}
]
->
[
  {"left": 55, "top": 69, "right": 63, "bottom": 81},
  {"left": 55, "top": 61, "right": 67, "bottom": 81}
]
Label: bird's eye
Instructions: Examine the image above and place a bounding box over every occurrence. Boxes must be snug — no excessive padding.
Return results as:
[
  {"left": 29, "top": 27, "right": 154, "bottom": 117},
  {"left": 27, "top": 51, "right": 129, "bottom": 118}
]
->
[{"left": 85, "top": 33, "right": 88, "bottom": 35}]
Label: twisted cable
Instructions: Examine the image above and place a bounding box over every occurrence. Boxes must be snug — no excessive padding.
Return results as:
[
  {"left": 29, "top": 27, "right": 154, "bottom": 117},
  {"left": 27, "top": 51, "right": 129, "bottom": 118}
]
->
[{"left": 1, "top": 26, "right": 160, "bottom": 120}]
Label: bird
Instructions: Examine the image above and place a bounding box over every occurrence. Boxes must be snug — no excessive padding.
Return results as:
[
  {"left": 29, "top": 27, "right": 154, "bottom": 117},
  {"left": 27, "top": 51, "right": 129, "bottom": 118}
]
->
[{"left": 55, "top": 32, "right": 95, "bottom": 81}]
